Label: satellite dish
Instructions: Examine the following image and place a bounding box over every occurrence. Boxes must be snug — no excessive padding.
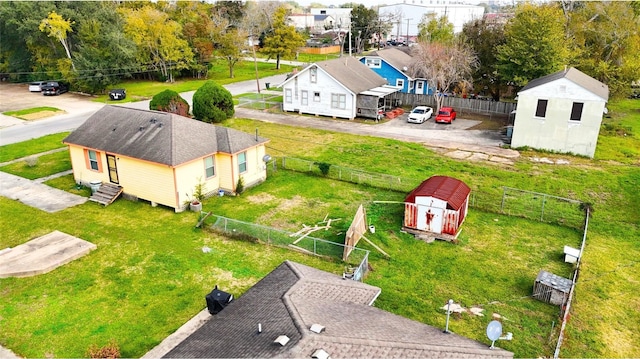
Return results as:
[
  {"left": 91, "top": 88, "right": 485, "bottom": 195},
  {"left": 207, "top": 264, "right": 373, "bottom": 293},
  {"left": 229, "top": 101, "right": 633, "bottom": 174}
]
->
[
  {"left": 262, "top": 154, "right": 272, "bottom": 163},
  {"left": 486, "top": 320, "right": 502, "bottom": 349}
]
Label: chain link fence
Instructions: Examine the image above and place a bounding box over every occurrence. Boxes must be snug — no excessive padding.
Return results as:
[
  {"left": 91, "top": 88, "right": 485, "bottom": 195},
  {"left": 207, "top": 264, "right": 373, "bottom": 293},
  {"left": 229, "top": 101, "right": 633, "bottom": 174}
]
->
[{"left": 205, "top": 213, "right": 370, "bottom": 281}]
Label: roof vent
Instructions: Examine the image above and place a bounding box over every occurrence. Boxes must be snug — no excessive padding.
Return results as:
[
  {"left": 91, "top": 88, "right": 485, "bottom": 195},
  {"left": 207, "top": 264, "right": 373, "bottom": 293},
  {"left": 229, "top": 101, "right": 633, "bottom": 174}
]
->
[
  {"left": 139, "top": 126, "right": 145, "bottom": 132},
  {"left": 311, "top": 349, "right": 330, "bottom": 359},
  {"left": 309, "top": 324, "right": 325, "bottom": 334},
  {"left": 274, "top": 335, "right": 290, "bottom": 346},
  {"left": 150, "top": 118, "right": 157, "bottom": 124}
]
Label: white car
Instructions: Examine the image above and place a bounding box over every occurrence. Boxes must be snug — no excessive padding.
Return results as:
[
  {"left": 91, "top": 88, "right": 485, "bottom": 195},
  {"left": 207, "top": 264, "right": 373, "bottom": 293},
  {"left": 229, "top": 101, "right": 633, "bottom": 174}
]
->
[
  {"left": 28, "top": 81, "right": 46, "bottom": 92},
  {"left": 407, "top": 106, "right": 433, "bottom": 124}
]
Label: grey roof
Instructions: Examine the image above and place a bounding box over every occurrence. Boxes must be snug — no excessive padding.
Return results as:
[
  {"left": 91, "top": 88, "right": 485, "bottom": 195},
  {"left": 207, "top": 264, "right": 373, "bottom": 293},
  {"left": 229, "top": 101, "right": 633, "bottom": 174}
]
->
[
  {"left": 519, "top": 67, "right": 609, "bottom": 101},
  {"left": 63, "top": 106, "right": 268, "bottom": 167},
  {"left": 164, "top": 261, "right": 513, "bottom": 359},
  {"left": 314, "top": 14, "right": 330, "bottom": 21},
  {"left": 535, "top": 270, "right": 572, "bottom": 294},
  {"left": 315, "top": 57, "right": 387, "bottom": 94},
  {"left": 368, "top": 47, "right": 414, "bottom": 72}
]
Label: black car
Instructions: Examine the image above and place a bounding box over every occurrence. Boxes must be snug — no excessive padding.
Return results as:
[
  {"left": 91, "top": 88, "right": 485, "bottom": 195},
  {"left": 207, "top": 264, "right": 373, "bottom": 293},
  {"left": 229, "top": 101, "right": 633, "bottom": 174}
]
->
[
  {"left": 109, "top": 88, "right": 126, "bottom": 100},
  {"left": 41, "top": 81, "right": 69, "bottom": 96}
]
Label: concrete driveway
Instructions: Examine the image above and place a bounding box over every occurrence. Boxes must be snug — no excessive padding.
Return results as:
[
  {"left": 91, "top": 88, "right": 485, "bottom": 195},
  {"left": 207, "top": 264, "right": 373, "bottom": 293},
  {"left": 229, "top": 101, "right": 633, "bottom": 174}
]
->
[{"left": 0, "top": 171, "right": 87, "bottom": 213}]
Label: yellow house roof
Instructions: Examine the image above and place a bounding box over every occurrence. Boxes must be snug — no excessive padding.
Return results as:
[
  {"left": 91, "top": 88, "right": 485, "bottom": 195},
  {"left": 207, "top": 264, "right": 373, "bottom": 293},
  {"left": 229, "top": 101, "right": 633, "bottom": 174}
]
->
[{"left": 63, "top": 106, "right": 269, "bottom": 166}]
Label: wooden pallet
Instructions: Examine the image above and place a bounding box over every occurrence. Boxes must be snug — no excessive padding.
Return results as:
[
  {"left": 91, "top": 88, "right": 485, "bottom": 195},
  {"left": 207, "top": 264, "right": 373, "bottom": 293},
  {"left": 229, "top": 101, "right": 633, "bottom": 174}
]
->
[{"left": 89, "top": 183, "right": 123, "bottom": 206}]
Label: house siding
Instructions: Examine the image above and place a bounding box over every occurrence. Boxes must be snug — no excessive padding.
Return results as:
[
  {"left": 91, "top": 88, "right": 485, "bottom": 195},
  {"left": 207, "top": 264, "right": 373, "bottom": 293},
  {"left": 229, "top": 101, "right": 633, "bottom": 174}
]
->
[
  {"left": 230, "top": 145, "right": 268, "bottom": 191},
  {"left": 511, "top": 78, "right": 606, "bottom": 158},
  {"left": 174, "top": 156, "right": 221, "bottom": 206},
  {"left": 282, "top": 67, "right": 356, "bottom": 119},
  {"left": 68, "top": 145, "right": 110, "bottom": 185},
  {"left": 115, "top": 155, "right": 176, "bottom": 207}
]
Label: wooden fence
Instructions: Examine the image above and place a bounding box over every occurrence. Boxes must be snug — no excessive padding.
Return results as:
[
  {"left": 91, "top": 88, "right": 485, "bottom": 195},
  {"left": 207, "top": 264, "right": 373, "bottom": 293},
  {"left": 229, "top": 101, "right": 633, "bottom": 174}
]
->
[
  {"left": 390, "top": 92, "right": 517, "bottom": 116},
  {"left": 300, "top": 45, "right": 341, "bottom": 55}
]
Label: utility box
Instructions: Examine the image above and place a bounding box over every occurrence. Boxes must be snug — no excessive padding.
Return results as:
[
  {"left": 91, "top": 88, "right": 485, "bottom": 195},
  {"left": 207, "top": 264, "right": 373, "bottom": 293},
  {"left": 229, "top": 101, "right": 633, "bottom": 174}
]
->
[
  {"left": 205, "top": 285, "right": 233, "bottom": 315},
  {"left": 533, "top": 270, "right": 572, "bottom": 306}
]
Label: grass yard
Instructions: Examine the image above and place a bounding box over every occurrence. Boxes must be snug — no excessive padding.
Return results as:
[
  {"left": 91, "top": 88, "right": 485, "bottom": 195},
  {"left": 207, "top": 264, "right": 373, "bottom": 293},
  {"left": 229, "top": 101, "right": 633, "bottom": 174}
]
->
[
  {"left": 0, "top": 150, "right": 71, "bottom": 179},
  {"left": 0, "top": 133, "right": 68, "bottom": 163},
  {"left": 93, "top": 61, "right": 294, "bottom": 103},
  {"left": 0, "top": 100, "right": 638, "bottom": 358},
  {"left": 2, "top": 107, "right": 65, "bottom": 120}
]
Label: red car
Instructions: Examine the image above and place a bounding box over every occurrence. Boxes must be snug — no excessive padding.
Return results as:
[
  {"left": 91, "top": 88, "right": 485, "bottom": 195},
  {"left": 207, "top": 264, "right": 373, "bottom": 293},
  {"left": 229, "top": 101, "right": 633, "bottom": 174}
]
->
[{"left": 435, "top": 107, "right": 457, "bottom": 124}]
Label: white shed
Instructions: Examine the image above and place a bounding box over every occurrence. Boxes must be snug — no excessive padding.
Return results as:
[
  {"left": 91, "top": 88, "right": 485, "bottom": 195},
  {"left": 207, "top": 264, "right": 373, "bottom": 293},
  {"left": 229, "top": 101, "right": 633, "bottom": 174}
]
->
[{"left": 511, "top": 67, "right": 609, "bottom": 158}]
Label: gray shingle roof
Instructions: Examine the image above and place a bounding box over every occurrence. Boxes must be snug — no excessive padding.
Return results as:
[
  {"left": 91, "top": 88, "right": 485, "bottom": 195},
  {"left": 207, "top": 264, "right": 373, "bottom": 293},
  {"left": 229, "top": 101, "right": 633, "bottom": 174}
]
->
[
  {"left": 519, "top": 67, "right": 609, "bottom": 101},
  {"left": 368, "top": 47, "right": 414, "bottom": 72},
  {"left": 163, "top": 261, "right": 513, "bottom": 359},
  {"left": 315, "top": 57, "right": 387, "bottom": 94},
  {"left": 63, "top": 106, "right": 268, "bottom": 166}
]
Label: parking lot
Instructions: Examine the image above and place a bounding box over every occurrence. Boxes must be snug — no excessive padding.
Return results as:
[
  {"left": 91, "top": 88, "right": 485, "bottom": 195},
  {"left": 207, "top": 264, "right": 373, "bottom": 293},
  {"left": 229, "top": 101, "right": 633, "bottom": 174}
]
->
[{"left": 0, "top": 83, "right": 103, "bottom": 114}]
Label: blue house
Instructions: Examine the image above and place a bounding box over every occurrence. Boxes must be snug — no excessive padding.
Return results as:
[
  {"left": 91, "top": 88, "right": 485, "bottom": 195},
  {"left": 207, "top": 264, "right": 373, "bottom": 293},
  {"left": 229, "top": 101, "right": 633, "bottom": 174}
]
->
[{"left": 360, "top": 48, "right": 432, "bottom": 95}]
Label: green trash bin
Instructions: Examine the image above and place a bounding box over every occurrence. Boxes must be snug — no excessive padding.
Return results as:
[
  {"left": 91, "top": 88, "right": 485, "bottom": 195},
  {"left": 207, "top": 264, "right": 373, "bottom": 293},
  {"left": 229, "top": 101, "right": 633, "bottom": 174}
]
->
[{"left": 265, "top": 83, "right": 270, "bottom": 89}]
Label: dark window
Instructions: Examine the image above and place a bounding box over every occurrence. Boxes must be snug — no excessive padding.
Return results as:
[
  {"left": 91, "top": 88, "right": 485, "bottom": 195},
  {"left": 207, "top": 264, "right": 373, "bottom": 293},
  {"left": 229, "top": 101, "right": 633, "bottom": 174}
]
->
[
  {"left": 535, "top": 99, "right": 548, "bottom": 118},
  {"left": 570, "top": 102, "right": 583, "bottom": 121},
  {"left": 205, "top": 156, "right": 215, "bottom": 178},
  {"left": 88, "top": 150, "right": 99, "bottom": 171},
  {"left": 238, "top": 152, "right": 247, "bottom": 173}
]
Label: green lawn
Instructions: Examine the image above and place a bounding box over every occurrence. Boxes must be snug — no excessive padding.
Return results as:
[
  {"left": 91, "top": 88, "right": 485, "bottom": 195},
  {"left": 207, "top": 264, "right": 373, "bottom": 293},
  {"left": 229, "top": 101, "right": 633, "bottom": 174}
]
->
[
  {"left": 93, "top": 61, "right": 294, "bottom": 103},
  {"left": 0, "top": 150, "right": 71, "bottom": 179},
  {"left": 0, "top": 133, "right": 69, "bottom": 163},
  {"left": 0, "top": 99, "right": 638, "bottom": 358},
  {"left": 3, "top": 107, "right": 62, "bottom": 118}
]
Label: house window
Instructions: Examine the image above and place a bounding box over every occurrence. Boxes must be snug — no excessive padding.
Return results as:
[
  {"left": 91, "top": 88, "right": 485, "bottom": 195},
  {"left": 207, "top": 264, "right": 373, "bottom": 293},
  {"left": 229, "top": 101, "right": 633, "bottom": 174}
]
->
[
  {"left": 204, "top": 156, "right": 215, "bottom": 178},
  {"left": 285, "top": 89, "right": 292, "bottom": 103},
  {"left": 314, "top": 92, "right": 320, "bottom": 102},
  {"left": 417, "top": 81, "right": 424, "bottom": 92},
  {"left": 396, "top": 79, "right": 405, "bottom": 89},
  {"left": 570, "top": 102, "right": 583, "bottom": 121},
  {"left": 238, "top": 152, "right": 247, "bottom": 173},
  {"left": 535, "top": 99, "right": 548, "bottom": 118},
  {"left": 87, "top": 150, "right": 99, "bottom": 171},
  {"left": 331, "top": 93, "right": 346, "bottom": 109},
  {"left": 365, "top": 58, "right": 381, "bottom": 68},
  {"left": 310, "top": 67, "right": 317, "bottom": 83},
  {"left": 301, "top": 90, "right": 308, "bottom": 105},
  {"left": 408, "top": 80, "right": 414, "bottom": 90}
]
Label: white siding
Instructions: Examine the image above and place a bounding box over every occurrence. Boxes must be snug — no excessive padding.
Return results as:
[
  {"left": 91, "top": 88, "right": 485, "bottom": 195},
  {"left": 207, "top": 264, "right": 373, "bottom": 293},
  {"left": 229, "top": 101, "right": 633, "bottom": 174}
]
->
[
  {"left": 511, "top": 78, "right": 606, "bottom": 158},
  {"left": 282, "top": 66, "right": 356, "bottom": 120}
]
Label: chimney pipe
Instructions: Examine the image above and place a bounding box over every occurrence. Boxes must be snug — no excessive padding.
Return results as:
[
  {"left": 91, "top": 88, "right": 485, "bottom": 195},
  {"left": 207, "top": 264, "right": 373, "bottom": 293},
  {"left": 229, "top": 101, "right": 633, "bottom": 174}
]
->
[{"left": 258, "top": 323, "right": 262, "bottom": 333}]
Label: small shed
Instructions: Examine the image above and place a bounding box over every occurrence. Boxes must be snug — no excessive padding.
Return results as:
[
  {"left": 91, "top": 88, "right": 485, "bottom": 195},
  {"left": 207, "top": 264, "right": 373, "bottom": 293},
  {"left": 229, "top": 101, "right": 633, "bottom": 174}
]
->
[
  {"left": 403, "top": 176, "right": 471, "bottom": 240},
  {"left": 533, "top": 270, "right": 572, "bottom": 306}
]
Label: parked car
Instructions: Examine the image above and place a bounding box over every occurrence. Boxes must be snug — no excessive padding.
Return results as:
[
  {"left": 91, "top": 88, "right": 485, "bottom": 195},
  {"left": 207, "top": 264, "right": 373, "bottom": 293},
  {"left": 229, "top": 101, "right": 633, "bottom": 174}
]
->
[
  {"left": 109, "top": 89, "right": 126, "bottom": 100},
  {"left": 407, "top": 106, "right": 433, "bottom": 124},
  {"left": 435, "top": 107, "right": 457, "bottom": 124},
  {"left": 29, "top": 81, "right": 46, "bottom": 92},
  {"left": 41, "top": 81, "right": 69, "bottom": 96}
]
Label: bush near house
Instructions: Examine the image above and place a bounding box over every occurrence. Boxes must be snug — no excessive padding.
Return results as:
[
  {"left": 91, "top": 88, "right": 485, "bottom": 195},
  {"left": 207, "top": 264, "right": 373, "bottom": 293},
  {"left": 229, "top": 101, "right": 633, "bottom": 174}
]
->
[
  {"left": 149, "top": 89, "right": 190, "bottom": 117},
  {"left": 192, "top": 81, "right": 234, "bottom": 123}
]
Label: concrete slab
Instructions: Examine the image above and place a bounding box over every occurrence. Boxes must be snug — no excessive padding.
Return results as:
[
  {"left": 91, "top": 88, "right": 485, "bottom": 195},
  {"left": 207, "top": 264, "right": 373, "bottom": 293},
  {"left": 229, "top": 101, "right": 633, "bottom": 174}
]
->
[
  {"left": 0, "top": 230, "right": 97, "bottom": 278},
  {"left": 445, "top": 150, "right": 473, "bottom": 159},
  {"left": 0, "top": 171, "right": 87, "bottom": 212}
]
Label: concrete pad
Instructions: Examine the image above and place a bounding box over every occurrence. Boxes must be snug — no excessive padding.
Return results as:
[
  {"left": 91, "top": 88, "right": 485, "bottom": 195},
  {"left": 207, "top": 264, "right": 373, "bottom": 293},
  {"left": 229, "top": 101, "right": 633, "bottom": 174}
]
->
[
  {"left": 0, "top": 171, "right": 87, "bottom": 213},
  {"left": 489, "top": 156, "right": 515, "bottom": 165},
  {"left": 446, "top": 150, "right": 473, "bottom": 159},
  {"left": 0, "top": 230, "right": 97, "bottom": 278},
  {"left": 468, "top": 153, "right": 490, "bottom": 161}
]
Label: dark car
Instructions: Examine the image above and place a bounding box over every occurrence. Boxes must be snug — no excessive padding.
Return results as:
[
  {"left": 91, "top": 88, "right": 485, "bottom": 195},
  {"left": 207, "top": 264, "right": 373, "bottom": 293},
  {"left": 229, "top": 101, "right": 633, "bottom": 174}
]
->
[
  {"left": 41, "top": 81, "right": 69, "bottom": 96},
  {"left": 109, "top": 89, "right": 126, "bottom": 100}
]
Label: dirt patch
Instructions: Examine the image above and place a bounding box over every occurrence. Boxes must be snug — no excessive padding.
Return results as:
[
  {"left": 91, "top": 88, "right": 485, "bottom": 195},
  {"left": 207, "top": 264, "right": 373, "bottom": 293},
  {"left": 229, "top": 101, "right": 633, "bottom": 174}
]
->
[
  {"left": 246, "top": 193, "right": 276, "bottom": 204},
  {"left": 17, "top": 110, "right": 67, "bottom": 121}
]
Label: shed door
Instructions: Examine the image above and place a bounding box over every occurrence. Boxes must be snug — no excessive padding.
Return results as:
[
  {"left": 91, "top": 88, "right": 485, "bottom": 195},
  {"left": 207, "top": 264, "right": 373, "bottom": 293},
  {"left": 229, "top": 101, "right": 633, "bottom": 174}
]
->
[{"left": 417, "top": 205, "right": 443, "bottom": 234}]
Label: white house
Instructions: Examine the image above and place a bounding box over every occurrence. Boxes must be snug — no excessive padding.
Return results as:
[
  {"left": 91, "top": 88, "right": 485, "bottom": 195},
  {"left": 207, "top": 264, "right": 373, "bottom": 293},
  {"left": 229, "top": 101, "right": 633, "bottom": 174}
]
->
[
  {"left": 288, "top": 14, "right": 315, "bottom": 31},
  {"left": 310, "top": 7, "right": 352, "bottom": 29},
  {"left": 511, "top": 67, "right": 609, "bottom": 158},
  {"left": 281, "top": 57, "right": 398, "bottom": 120}
]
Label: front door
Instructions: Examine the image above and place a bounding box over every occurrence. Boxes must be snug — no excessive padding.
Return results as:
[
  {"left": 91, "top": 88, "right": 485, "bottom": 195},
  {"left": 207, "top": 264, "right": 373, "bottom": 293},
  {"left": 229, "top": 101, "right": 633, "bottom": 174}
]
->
[{"left": 106, "top": 154, "right": 119, "bottom": 184}]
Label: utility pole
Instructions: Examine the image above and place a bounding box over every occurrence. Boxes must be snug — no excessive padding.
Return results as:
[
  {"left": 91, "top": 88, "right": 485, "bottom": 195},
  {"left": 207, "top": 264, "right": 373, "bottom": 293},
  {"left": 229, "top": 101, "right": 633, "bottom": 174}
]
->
[
  {"left": 249, "top": 34, "right": 260, "bottom": 94},
  {"left": 348, "top": 22, "right": 352, "bottom": 56},
  {"left": 406, "top": 18, "right": 412, "bottom": 44}
]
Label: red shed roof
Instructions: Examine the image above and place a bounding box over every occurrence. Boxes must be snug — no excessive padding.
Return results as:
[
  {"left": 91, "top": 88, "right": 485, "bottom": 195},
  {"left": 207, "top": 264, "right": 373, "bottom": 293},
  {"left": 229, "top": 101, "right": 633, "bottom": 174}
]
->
[{"left": 405, "top": 176, "right": 471, "bottom": 211}]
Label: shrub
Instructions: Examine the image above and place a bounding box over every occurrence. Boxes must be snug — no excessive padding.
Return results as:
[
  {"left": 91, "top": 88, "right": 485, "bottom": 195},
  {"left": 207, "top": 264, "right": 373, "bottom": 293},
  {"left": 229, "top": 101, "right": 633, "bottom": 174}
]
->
[
  {"left": 315, "top": 162, "right": 331, "bottom": 176},
  {"left": 149, "top": 89, "right": 190, "bottom": 116},
  {"left": 86, "top": 341, "right": 120, "bottom": 359},
  {"left": 192, "top": 81, "right": 234, "bottom": 123},
  {"left": 24, "top": 156, "right": 38, "bottom": 167},
  {"left": 235, "top": 176, "right": 245, "bottom": 195}
]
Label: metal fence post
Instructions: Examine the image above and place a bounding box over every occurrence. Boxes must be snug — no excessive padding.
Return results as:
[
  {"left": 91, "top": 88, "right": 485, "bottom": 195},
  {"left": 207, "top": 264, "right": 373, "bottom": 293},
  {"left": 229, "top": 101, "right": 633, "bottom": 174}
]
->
[
  {"left": 501, "top": 187, "right": 507, "bottom": 212},
  {"left": 541, "top": 195, "right": 546, "bottom": 221}
]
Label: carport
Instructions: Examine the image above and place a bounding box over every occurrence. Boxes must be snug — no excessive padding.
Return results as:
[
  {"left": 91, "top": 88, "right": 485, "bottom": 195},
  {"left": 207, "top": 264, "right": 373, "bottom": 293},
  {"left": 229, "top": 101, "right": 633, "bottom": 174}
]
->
[{"left": 357, "top": 85, "right": 401, "bottom": 120}]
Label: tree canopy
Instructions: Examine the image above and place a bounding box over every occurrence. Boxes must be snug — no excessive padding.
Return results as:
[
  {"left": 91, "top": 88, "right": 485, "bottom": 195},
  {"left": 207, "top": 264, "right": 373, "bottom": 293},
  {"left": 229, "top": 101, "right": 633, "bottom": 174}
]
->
[
  {"left": 417, "top": 14, "right": 454, "bottom": 44},
  {"left": 149, "top": 89, "right": 190, "bottom": 117},
  {"left": 262, "top": 6, "right": 305, "bottom": 69}
]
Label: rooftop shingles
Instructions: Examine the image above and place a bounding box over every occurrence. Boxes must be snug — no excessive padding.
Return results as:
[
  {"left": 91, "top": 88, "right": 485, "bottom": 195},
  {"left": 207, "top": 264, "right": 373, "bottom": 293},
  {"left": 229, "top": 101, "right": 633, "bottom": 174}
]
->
[
  {"left": 63, "top": 106, "right": 268, "bottom": 166},
  {"left": 519, "top": 67, "right": 609, "bottom": 100},
  {"left": 162, "top": 261, "right": 513, "bottom": 358},
  {"left": 368, "top": 48, "right": 414, "bottom": 72},
  {"left": 315, "top": 57, "right": 387, "bottom": 94},
  {"left": 405, "top": 176, "right": 471, "bottom": 211}
]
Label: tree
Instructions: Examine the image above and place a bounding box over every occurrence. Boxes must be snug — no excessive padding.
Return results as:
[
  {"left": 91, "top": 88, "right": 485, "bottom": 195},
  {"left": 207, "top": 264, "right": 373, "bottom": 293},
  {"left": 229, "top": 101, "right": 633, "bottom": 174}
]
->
[
  {"left": 39, "top": 11, "right": 75, "bottom": 70},
  {"left": 120, "top": 6, "right": 194, "bottom": 82},
  {"left": 192, "top": 81, "right": 234, "bottom": 123},
  {"left": 496, "top": 3, "right": 569, "bottom": 87},
  {"left": 417, "top": 13, "right": 454, "bottom": 44},
  {"left": 566, "top": 1, "right": 640, "bottom": 98},
  {"left": 262, "top": 6, "right": 305, "bottom": 69},
  {"left": 150, "top": 89, "right": 190, "bottom": 116},
  {"left": 410, "top": 40, "right": 477, "bottom": 112},
  {"left": 347, "top": 4, "right": 378, "bottom": 54},
  {"left": 462, "top": 18, "right": 506, "bottom": 100}
]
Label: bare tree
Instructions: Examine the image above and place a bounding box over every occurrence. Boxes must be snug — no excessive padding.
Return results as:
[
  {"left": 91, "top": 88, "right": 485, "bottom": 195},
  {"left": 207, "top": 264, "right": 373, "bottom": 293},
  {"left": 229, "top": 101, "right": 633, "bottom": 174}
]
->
[{"left": 410, "top": 40, "right": 478, "bottom": 111}]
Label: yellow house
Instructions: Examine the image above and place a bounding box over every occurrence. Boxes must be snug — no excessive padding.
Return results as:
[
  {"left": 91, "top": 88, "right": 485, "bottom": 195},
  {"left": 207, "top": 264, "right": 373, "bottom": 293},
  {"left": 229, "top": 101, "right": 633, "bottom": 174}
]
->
[{"left": 63, "top": 106, "right": 269, "bottom": 212}]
